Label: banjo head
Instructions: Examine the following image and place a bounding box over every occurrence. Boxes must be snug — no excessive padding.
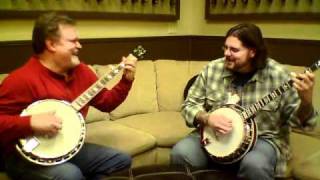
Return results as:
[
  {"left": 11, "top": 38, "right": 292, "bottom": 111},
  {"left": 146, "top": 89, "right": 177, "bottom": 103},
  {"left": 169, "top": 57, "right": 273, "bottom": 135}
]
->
[
  {"left": 17, "top": 99, "right": 86, "bottom": 166},
  {"left": 202, "top": 106, "right": 245, "bottom": 159}
]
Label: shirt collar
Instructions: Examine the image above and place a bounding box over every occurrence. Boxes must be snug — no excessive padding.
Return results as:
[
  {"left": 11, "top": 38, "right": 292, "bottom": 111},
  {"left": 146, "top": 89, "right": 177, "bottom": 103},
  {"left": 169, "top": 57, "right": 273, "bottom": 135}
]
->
[{"left": 30, "top": 55, "right": 76, "bottom": 82}]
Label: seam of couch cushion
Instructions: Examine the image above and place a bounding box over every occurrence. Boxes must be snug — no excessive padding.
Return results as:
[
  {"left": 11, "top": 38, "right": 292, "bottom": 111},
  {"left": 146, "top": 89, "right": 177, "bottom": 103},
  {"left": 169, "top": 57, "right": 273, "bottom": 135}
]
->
[
  {"left": 155, "top": 60, "right": 189, "bottom": 112},
  {"left": 115, "top": 112, "right": 194, "bottom": 147},
  {"left": 86, "top": 106, "right": 110, "bottom": 123}
]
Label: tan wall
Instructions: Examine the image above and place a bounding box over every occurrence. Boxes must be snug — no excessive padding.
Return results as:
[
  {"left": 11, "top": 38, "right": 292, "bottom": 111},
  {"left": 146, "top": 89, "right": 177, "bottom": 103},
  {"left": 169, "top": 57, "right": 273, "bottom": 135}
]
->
[
  {"left": 185, "top": 1, "right": 320, "bottom": 40},
  {"left": 0, "top": 0, "right": 319, "bottom": 41}
]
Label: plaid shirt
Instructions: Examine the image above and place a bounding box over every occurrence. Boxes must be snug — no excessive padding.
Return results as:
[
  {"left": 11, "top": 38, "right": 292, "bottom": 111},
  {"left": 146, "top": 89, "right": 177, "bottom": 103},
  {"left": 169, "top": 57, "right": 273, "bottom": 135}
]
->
[{"left": 182, "top": 58, "right": 318, "bottom": 177}]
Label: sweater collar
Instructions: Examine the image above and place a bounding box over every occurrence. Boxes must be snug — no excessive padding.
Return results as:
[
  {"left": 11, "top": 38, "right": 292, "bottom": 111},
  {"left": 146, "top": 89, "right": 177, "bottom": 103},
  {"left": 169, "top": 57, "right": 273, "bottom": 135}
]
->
[{"left": 30, "top": 55, "right": 76, "bottom": 82}]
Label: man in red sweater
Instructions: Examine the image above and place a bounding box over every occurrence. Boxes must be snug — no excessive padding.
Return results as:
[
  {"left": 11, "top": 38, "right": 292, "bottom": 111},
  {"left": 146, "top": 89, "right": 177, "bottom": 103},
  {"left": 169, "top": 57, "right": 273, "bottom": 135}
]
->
[{"left": 0, "top": 12, "right": 136, "bottom": 179}]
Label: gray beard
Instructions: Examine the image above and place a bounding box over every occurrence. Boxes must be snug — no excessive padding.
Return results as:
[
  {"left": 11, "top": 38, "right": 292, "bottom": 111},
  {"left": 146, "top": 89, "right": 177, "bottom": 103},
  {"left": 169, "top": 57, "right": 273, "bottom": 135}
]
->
[{"left": 71, "top": 56, "right": 80, "bottom": 66}]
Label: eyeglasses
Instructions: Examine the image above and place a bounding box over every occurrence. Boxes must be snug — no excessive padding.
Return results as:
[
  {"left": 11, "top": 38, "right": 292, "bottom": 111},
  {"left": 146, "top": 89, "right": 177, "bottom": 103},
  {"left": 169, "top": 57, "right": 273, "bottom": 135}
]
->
[{"left": 222, "top": 45, "right": 245, "bottom": 54}]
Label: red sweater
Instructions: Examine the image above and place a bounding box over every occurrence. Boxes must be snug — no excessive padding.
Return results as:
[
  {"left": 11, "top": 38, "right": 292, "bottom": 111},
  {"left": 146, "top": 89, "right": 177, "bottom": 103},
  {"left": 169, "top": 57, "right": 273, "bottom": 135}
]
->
[{"left": 0, "top": 56, "right": 132, "bottom": 154}]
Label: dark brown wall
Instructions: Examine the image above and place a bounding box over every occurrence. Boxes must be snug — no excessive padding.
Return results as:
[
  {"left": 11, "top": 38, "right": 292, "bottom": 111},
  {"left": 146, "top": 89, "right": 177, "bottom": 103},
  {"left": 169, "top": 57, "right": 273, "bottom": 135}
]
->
[{"left": 0, "top": 36, "right": 319, "bottom": 73}]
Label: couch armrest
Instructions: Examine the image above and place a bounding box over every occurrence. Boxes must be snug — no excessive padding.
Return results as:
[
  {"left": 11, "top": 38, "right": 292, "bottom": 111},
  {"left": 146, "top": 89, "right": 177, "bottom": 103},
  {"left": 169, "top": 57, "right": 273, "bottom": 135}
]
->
[{"left": 292, "top": 128, "right": 320, "bottom": 139}]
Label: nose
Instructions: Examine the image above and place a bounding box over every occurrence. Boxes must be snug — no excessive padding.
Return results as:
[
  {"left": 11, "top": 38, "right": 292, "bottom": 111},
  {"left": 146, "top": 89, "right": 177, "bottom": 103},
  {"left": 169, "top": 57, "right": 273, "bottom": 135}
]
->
[
  {"left": 224, "top": 48, "right": 231, "bottom": 56},
  {"left": 76, "top": 41, "right": 82, "bottom": 49}
]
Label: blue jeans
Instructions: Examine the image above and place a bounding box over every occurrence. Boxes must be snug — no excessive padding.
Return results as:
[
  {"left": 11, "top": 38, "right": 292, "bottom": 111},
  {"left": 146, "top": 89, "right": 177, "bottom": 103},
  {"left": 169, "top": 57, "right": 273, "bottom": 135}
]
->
[
  {"left": 171, "top": 131, "right": 277, "bottom": 180},
  {"left": 5, "top": 143, "right": 131, "bottom": 180}
]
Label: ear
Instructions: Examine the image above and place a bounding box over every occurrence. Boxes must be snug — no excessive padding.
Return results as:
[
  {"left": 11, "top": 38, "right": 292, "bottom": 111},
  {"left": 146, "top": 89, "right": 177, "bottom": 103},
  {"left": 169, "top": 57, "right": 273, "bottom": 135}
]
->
[
  {"left": 45, "top": 39, "right": 56, "bottom": 52},
  {"left": 249, "top": 48, "right": 256, "bottom": 58}
]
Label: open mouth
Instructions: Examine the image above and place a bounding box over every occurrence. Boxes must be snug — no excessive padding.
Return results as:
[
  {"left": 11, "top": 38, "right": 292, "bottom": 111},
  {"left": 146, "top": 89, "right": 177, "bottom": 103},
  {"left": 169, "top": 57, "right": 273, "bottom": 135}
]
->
[
  {"left": 225, "top": 56, "right": 235, "bottom": 61},
  {"left": 226, "top": 58, "right": 235, "bottom": 64},
  {"left": 72, "top": 51, "right": 79, "bottom": 56}
]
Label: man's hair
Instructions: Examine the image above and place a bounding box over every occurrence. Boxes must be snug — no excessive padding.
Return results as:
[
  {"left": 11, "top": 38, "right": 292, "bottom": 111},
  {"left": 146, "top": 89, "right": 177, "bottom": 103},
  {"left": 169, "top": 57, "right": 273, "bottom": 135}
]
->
[
  {"left": 32, "top": 12, "right": 76, "bottom": 54},
  {"left": 225, "top": 23, "right": 268, "bottom": 69}
]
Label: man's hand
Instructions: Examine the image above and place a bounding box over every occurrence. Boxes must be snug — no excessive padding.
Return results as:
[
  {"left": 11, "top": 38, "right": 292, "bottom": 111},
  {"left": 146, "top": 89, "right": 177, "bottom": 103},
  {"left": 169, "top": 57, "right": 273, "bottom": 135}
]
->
[
  {"left": 30, "top": 112, "right": 62, "bottom": 138},
  {"left": 291, "top": 71, "right": 315, "bottom": 122},
  {"left": 122, "top": 54, "right": 137, "bottom": 81},
  {"left": 291, "top": 71, "right": 315, "bottom": 106},
  {"left": 207, "top": 114, "right": 233, "bottom": 135}
]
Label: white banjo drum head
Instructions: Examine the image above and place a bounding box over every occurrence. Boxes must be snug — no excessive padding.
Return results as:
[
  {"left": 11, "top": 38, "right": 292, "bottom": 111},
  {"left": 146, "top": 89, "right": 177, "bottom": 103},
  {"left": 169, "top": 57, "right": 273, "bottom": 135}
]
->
[
  {"left": 19, "top": 99, "right": 85, "bottom": 162},
  {"left": 203, "top": 107, "right": 244, "bottom": 158}
]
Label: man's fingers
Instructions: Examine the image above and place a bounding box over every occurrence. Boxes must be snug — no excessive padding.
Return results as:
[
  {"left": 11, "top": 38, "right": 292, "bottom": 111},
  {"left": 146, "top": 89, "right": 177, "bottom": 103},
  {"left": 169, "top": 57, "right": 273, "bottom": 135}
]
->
[
  {"left": 216, "top": 124, "right": 232, "bottom": 135},
  {"left": 291, "top": 71, "right": 315, "bottom": 91},
  {"left": 125, "top": 64, "right": 136, "bottom": 69}
]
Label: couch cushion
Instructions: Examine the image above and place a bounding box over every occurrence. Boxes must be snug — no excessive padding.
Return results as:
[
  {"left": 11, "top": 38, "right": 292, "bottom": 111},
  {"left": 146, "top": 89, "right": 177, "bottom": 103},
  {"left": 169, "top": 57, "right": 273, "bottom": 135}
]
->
[
  {"left": 290, "top": 132, "right": 320, "bottom": 165},
  {"left": 93, "top": 61, "right": 158, "bottom": 120},
  {"left": 115, "top": 112, "right": 194, "bottom": 147},
  {"left": 132, "top": 148, "right": 158, "bottom": 168},
  {"left": 155, "top": 60, "right": 208, "bottom": 111},
  {"left": 292, "top": 151, "right": 320, "bottom": 180},
  {"left": 131, "top": 147, "right": 171, "bottom": 168},
  {"left": 290, "top": 132, "right": 320, "bottom": 179},
  {"left": 189, "top": 61, "right": 209, "bottom": 76},
  {"left": 86, "top": 120, "right": 156, "bottom": 156},
  {"left": 85, "top": 106, "right": 110, "bottom": 123},
  {"left": 155, "top": 60, "right": 189, "bottom": 111}
]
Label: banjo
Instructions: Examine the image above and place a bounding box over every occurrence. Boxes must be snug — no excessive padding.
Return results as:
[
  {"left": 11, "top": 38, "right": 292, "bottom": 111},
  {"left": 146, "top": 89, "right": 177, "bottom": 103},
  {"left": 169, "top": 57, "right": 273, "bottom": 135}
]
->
[
  {"left": 201, "top": 60, "right": 320, "bottom": 164},
  {"left": 16, "top": 45, "right": 146, "bottom": 166}
]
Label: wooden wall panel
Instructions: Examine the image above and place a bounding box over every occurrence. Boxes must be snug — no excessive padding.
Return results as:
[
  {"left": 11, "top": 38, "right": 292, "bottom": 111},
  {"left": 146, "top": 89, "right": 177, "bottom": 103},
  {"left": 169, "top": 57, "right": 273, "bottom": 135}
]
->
[
  {"left": 0, "top": 36, "right": 319, "bottom": 73},
  {"left": 0, "top": 41, "right": 33, "bottom": 73},
  {"left": 265, "top": 38, "right": 320, "bottom": 66},
  {"left": 78, "top": 36, "right": 191, "bottom": 64}
]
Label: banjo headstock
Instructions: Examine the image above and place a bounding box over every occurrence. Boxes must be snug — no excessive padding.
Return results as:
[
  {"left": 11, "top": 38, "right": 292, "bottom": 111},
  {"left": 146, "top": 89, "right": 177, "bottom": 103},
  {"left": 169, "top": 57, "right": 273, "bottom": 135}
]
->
[
  {"left": 308, "top": 59, "right": 320, "bottom": 72},
  {"left": 132, "top": 45, "right": 147, "bottom": 59}
]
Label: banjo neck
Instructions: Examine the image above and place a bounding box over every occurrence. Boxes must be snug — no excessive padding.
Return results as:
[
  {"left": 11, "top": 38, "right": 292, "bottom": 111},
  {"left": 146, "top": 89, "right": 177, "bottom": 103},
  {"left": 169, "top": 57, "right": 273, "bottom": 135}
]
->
[
  {"left": 71, "top": 45, "right": 146, "bottom": 111},
  {"left": 71, "top": 63, "right": 124, "bottom": 111},
  {"left": 241, "top": 60, "right": 320, "bottom": 120}
]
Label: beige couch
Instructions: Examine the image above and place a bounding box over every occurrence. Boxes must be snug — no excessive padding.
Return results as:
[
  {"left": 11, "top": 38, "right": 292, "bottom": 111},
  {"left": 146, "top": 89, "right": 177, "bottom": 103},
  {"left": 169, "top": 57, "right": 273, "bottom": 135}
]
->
[{"left": 1, "top": 59, "right": 320, "bottom": 179}]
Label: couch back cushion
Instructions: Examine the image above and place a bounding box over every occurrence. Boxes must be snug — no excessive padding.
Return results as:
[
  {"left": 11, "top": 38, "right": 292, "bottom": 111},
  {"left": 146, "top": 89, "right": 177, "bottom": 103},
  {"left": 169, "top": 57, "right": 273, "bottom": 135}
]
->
[
  {"left": 93, "top": 60, "right": 158, "bottom": 119},
  {"left": 86, "top": 106, "right": 110, "bottom": 123},
  {"left": 155, "top": 60, "right": 208, "bottom": 111},
  {"left": 0, "top": 74, "right": 8, "bottom": 83}
]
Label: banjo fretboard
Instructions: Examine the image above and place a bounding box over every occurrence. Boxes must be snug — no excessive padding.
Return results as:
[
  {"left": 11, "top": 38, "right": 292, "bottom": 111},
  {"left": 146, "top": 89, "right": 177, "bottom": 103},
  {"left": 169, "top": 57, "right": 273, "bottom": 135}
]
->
[
  {"left": 71, "top": 64, "right": 124, "bottom": 111},
  {"left": 241, "top": 60, "right": 320, "bottom": 119},
  {"left": 71, "top": 46, "right": 146, "bottom": 111}
]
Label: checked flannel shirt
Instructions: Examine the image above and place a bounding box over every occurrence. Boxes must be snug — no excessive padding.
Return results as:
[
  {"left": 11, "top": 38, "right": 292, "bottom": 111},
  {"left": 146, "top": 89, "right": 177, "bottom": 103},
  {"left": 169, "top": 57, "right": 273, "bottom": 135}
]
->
[{"left": 182, "top": 57, "right": 318, "bottom": 177}]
